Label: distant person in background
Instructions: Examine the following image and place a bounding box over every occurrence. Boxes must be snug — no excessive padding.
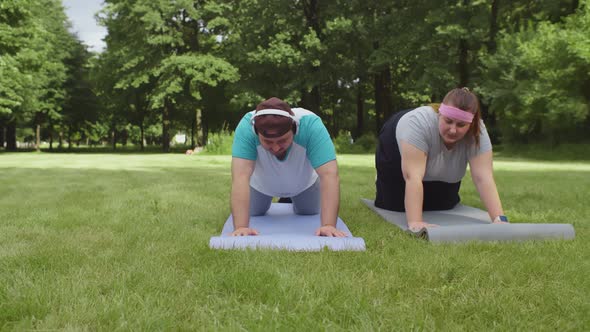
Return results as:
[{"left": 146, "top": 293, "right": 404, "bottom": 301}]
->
[
  {"left": 230, "top": 97, "right": 346, "bottom": 237},
  {"left": 374, "top": 87, "right": 509, "bottom": 231}
]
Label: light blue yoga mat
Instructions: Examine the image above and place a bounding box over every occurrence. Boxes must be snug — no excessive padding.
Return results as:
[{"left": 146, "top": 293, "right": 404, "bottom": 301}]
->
[
  {"left": 362, "top": 198, "right": 575, "bottom": 243},
  {"left": 210, "top": 203, "right": 366, "bottom": 251}
]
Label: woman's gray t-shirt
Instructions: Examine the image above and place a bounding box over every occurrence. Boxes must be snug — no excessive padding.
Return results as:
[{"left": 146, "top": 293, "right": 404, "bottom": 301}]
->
[{"left": 395, "top": 106, "right": 492, "bottom": 183}]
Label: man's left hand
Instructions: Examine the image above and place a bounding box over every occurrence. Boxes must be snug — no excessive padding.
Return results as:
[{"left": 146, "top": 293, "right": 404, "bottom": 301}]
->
[{"left": 315, "top": 225, "right": 348, "bottom": 237}]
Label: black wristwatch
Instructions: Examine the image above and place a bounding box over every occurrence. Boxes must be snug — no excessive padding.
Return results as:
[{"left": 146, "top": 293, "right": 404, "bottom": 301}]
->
[{"left": 493, "top": 215, "right": 509, "bottom": 223}]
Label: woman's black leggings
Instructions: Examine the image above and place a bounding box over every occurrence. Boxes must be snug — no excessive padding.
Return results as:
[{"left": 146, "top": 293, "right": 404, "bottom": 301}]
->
[{"left": 374, "top": 110, "right": 461, "bottom": 212}]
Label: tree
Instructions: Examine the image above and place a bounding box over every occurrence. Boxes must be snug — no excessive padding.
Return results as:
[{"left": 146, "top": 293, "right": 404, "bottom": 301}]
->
[
  {"left": 99, "top": 0, "right": 239, "bottom": 152},
  {"left": 479, "top": 0, "right": 589, "bottom": 143},
  {"left": 0, "top": 0, "right": 74, "bottom": 151},
  {"left": 61, "top": 39, "right": 100, "bottom": 150}
]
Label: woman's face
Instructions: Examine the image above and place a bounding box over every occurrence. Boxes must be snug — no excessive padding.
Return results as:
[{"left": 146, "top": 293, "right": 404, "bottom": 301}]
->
[{"left": 438, "top": 114, "right": 471, "bottom": 147}]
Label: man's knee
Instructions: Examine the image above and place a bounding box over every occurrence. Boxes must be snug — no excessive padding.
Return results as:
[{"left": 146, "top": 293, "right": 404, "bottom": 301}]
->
[
  {"left": 249, "top": 186, "right": 272, "bottom": 216},
  {"left": 293, "top": 202, "right": 320, "bottom": 215},
  {"left": 250, "top": 203, "right": 271, "bottom": 216}
]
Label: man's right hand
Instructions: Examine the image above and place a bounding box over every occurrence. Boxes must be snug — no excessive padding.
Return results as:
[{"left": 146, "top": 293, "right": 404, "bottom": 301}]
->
[
  {"left": 231, "top": 227, "right": 259, "bottom": 236},
  {"left": 408, "top": 221, "right": 438, "bottom": 232}
]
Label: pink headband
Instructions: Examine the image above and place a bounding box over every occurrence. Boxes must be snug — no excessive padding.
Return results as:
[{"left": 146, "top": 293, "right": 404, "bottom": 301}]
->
[{"left": 439, "top": 103, "right": 474, "bottom": 123}]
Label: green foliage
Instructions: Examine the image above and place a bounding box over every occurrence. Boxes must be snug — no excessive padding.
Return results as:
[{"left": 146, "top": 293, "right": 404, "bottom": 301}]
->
[
  {"left": 198, "top": 129, "right": 379, "bottom": 155},
  {"left": 202, "top": 131, "right": 234, "bottom": 154},
  {"left": 15, "top": 126, "right": 34, "bottom": 143},
  {"left": 0, "top": 0, "right": 31, "bottom": 115},
  {"left": 2, "top": 0, "right": 588, "bottom": 150},
  {"left": 151, "top": 54, "right": 239, "bottom": 107},
  {"left": 479, "top": 1, "right": 590, "bottom": 143},
  {"left": 0, "top": 56, "right": 23, "bottom": 115},
  {"left": 84, "top": 121, "right": 110, "bottom": 145},
  {"left": 95, "top": 0, "right": 241, "bottom": 152},
  {"left": 0, "top": 0, "right": 82, "bottom": 153},
  {"left": 354, "top": 133, "right": 378, "bottom": 152},
  {"left": 333, "top": 131, "right": 377, "bottom": 154}
]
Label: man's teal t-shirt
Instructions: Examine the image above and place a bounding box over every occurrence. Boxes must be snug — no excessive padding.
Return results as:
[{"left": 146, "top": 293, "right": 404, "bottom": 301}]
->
[{"left": 232, "top": 107, "right": 336, "bottom": 197}]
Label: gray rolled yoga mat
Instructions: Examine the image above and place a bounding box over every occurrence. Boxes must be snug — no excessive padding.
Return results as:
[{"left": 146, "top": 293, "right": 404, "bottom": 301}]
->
[
  {"left": 210, "top": 203, "right": 366, "bottom": 251},
  {"left": 361, "top": 198, "right": 575, "bottom": 243}
]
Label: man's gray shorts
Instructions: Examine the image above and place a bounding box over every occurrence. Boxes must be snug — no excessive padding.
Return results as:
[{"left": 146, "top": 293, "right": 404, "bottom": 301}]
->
[{"left": 250, "top": 178, "right": 320, "bottom": 216}]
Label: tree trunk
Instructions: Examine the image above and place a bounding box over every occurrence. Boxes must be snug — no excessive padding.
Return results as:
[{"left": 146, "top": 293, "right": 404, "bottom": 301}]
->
[
  {"left": 36, "top": 124, "right": 41, "bottom": 152},
  {"left": 112, "top": 129, "right": 117, "bottom": 150},
  {"left": 162, "top": 99, "right": 171, "bottom": 152},
  {"left": 68, "top": 126, "right": 72, "bottom": 150},
  {"left": 582, "top": 79, "right": 590, "bottom": 137},
  {"left": 458, "top": 0, "right": 470, "bottom": 87},
  {"left": 196, "top": 108, "right": 203, "bottom": 146},
  {"left": 300, "top": 86, "right": 322, "bottom": 115},
  {"left": 488, "top": 0, "right": 499, "bottom": 54},
  {"left": 191, "top": 109, "right": 196, "bottom": 149},
  {"left": 482, "top": 0, "right": 500, "bottom": 135},
  {"left": 571, "top": 0, "right": 579, "bottom": 14},
  {"left": 49, "top": 125, "right": 53, "bottom": 150},
  {"left": 458, "top": 37, "right": 469, "bottom": 87},
  {"left": 0, "top": 124, "right": 5, "bottom": 149},
  {"left": 355, "top": 85, "right": 364, "bottom": 140},
  {"left": 140, "top": 121, "right": 145, "bottom": 151},
  {"left": 374, "top": 65, "right": 393, "bottom": 133},
  {"left": 310, "top": 86, "right": 321, "bottom": 115},
  {"left": 332, "top": 103, "right": 338, "bottom": 136},
  {"left": 6, "top": 120, "right": 17, "bottom": 151},
  {"left": 201, "top": 109, "right": 208, "bottom": 147},
  {"left": 302, "top": 0, "right": 322, "bottom": 117},
  {"left": 303, "top": 0, "right": 321, "bottom": 35},
  {"left": 121, "top": 129, "right": 128, "bottom": 146}
]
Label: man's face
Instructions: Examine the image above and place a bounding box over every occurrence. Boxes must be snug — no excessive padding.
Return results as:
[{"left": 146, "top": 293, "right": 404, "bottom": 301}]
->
[{"left": 258, "top": 130, "right": 294, "bottom": 159}]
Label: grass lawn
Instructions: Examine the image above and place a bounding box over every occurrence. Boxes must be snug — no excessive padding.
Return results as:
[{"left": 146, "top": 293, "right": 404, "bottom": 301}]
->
[{"left": 0, "top": 152, "right": 588, "bottom": 330}]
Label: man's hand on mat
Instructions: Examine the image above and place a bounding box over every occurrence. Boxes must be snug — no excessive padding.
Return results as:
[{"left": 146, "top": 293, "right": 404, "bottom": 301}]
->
[
  {"left": 315, "top": 225, "right": 348, "bottom": 237},
  {"left": 408, "top": 221, "right": 438, "bottom": 232},
  {"left": 231, "top": 227, "right": 259, "bottom": 236}
]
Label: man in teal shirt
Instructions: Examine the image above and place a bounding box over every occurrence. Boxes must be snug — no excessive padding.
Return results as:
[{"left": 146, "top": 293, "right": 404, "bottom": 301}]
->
[{"left": 230, "top": 97, "right": 346, "bottom": 237}]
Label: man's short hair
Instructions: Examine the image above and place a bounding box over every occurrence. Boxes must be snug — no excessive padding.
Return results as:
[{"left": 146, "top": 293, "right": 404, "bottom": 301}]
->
[{"left": 252, "top": 97, "right": 296, "bottom": 138}]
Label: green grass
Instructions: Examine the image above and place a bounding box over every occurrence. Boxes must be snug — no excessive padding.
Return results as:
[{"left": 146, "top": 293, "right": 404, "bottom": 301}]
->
[
  {"left": 0, "top": 152, "right": 589, "bottom": 331},
  {"left": 494, "top": 143, "right": 590, "bottom": 162}
]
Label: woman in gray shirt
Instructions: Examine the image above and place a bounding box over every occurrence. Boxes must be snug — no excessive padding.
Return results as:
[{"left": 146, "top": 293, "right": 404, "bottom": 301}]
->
[{"left": 374, "top": 88, "right": 508, "bottom": 231}]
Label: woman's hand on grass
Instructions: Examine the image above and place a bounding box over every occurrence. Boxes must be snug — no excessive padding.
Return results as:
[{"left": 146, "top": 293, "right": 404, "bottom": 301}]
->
[
  {"left": 231, "top": 227, "right": 259, "bottom": 236},
  {"left": 492, "top": 220, "right": 509, "bottom": 224},
  {"left": 408, "top": 221, "right": 438, "bottom": 232},
  {"left": 315, "top": 225, "right": 348, "bottom": 237}
]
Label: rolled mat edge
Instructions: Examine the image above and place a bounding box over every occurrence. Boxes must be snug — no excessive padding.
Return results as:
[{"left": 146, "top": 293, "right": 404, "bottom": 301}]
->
[
  {"left": 209, "top": 235, "right": 366, "bottom": 251},
  {"left": 426, "top": 223, "right": 575, "bottom": 243}
]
